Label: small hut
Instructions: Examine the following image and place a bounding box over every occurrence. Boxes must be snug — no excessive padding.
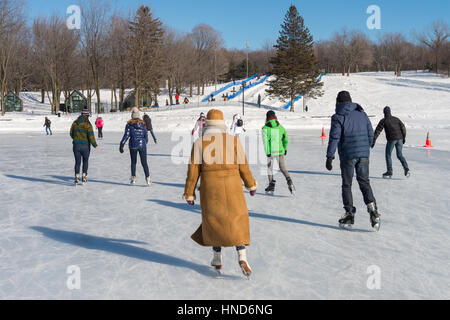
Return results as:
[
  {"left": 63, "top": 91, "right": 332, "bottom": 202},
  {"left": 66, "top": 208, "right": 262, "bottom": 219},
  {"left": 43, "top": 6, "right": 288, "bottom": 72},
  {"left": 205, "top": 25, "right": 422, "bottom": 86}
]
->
[
  {"left": 123, "top": 90, "right": 152, "bottom": 111},
  {"left": 65, "top": 90, "right": 88, "bottom": 113},
  {"left": 2, "top": 92, "right": 23, "bottom": 112}
]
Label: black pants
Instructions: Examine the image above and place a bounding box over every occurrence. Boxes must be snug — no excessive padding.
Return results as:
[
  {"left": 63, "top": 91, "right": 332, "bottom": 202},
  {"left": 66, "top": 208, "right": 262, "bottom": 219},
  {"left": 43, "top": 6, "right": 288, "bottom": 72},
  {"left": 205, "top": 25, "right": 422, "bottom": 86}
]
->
[
  {"left": 130, "top": 148, "right": 150, "bottom": 178},
  {"left": 98, "top": 127, "right": 103, "bottom": 139},
  {"left": 73, "top": 143, "right": 90, "bottom": 175},
  {"left": 340, "top": 158, "right": 376, "bottom": 213},
  {"left": 213, "top": 246, "right": 246, "bottom": 252}
]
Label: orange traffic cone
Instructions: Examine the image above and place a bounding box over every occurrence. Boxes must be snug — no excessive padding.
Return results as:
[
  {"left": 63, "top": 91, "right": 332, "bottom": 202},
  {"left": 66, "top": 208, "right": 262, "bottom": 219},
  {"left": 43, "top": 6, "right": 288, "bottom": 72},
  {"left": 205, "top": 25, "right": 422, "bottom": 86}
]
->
[
  {"left": 424, "top": 132, "right": 434, "bottom": 148},
  {"left": 321, "top": 127, "right": 327, "bottom": 139}
]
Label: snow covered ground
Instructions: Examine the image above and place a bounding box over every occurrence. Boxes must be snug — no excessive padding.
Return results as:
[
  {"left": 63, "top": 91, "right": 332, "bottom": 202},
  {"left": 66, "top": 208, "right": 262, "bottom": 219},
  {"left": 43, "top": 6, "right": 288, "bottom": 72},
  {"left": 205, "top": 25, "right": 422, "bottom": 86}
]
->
[{"left": 0, "top": 72, "right": 449, "bottom": 299}]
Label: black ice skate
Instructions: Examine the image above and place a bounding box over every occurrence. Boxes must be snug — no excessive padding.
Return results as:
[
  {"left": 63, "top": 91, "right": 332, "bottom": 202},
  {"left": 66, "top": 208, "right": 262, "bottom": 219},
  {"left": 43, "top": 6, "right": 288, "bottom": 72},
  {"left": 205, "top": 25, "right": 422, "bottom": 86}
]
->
[
  {"left": 404, "top": 168, "right": 410, "bottom": 178},
  {"left": 382, "top": 171, "right": 393, "bottom": 179},
  {"left": 265, "top": 180, "right": 276, "bottom": 195},
  {"left": 287, "top": 178, "right": 296, "bottom": 196},
  {"left": 368, "top": 202, "right": 381, "bottom": 231},
  {"left": 339, "top": 211, "right": 355, "bottom": 230}
]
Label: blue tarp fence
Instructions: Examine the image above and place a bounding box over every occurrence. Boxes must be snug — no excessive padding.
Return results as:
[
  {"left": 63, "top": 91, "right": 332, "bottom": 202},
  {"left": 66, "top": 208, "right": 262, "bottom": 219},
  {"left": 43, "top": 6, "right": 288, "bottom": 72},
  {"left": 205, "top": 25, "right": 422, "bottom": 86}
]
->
[
  {"left": 227, "top": 74, "right": 270, "bottom": 101},
  {"left": 201, "top": 74, "right": 258, "bottom": 103},
  {"left": 282, "top": 73, "right": 325, "bottom": 110}
]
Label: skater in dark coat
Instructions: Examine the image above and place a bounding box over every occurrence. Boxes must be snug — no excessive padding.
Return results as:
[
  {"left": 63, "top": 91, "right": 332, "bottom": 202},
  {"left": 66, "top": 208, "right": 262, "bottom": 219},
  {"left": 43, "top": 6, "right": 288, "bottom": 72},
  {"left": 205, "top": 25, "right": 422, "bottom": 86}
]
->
[
  {"left": 143, "top": 113, "right": 157, "bottom": 144},
  {"left": 44, "top": 117, "right": 52, "bottom": 135},
  {"left": 372, "top": 107, "right": 409, "bottom": 178},
  {"left": 326, "top": 91, "right": 380, "bottom": 230},
  {"left": 120, "top": 108, "right": 151, "bottom": 186}
]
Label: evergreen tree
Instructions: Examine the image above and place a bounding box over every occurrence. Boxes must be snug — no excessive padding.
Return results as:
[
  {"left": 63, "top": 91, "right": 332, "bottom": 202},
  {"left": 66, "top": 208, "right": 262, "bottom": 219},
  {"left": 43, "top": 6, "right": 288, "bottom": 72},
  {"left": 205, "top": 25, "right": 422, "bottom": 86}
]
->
[
  {"left": 267, "top": 5, "right": 323, "bottom": 112},
  {"left": 224, "top": 59, "right": 259, "bottom": 81},
  {"left": 128, "top": 6, "right": 164, "bottom": 107}
]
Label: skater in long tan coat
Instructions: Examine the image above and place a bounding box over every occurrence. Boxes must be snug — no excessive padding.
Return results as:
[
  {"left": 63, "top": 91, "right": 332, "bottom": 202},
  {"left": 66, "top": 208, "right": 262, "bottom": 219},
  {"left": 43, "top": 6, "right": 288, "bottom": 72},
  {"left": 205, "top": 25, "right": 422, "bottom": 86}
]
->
[{"left": 183, "top": 109, "right": 257, "bottom": 276}]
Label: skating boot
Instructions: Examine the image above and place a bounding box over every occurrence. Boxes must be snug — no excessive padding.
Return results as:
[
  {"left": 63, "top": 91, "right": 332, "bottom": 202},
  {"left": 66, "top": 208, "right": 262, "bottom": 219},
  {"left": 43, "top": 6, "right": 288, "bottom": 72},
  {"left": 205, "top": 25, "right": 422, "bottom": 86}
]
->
[
  {"left": 82, "top": 173, "right": 88, "bottom": 184},
  {"left": 74, "top": 174, "right": 80, "bottom": 185},
  {"left": 265, "top": 180, "right": 276, "bottom": 195},
  {"left": 238, "top": 249, "right": 252, "bottom": 278},
  {"left": 211, "top": 251, "right": 223, "bottom": 273},
  {"left": 368, "top": 202, "right": 381, "bottom": 231},
  {"left": 404, "top": 168, "right": 410, "bottom": 178},
  {"left": 382, "top": 171, "right": 393, "bottom": 179},
  {"left": 339, "top": 210, "right": 355, "bottom": 230},
  {"left": 146, "top": 176, "right": 152, "bottom": 187},
  {"left": 130, "top": 176, "right": 136, "bottom": 185},
  {"left": 287, "top": 177, "right": 296, "bottom": 195}
]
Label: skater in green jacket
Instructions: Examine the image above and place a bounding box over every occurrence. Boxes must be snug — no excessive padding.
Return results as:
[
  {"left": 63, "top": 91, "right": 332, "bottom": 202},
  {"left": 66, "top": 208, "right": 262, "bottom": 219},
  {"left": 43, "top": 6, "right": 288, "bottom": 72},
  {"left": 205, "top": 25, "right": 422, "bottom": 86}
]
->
[{"left": 262, "top": 111, "right": 295, "bottom": 195}]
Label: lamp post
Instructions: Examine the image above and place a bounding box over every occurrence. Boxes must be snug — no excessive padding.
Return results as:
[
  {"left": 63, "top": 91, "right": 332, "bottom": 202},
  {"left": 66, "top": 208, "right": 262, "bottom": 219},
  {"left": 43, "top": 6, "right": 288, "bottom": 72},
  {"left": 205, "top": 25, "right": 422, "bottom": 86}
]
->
[{"left": 242, "top": 81, "right": 246, "bottom": 116}]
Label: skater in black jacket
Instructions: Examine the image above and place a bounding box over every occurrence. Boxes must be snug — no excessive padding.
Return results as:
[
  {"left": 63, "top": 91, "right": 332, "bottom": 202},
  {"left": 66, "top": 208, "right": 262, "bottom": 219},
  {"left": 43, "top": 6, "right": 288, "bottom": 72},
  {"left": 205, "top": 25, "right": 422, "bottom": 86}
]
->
[
  {"left": 372, "top": 106, "right": 410, "bottom": 178},
  {"left": 143, "top": 113, "right": 157, "bottom": 144}
]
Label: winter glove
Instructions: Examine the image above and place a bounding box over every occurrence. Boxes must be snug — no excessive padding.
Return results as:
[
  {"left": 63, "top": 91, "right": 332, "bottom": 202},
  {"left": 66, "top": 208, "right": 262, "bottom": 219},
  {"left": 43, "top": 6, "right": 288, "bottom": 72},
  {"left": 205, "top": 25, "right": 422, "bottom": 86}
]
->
[
  {"left": 371, "top": 141, "right": 376, "bottom": 149},
  {"left": 187, "top": 200, "right": 195, "bottom": 206},
  {"left": 267, "top": 154, "right": 272, "bottom": 158},
  {"left": 326, "top": 157, "right": 334, "bottom": 171},
  {"left": 250, "top": 190, "right": 256, "bottom": 197},
  {"left": 119, "top": 144, "right": 124, "bottom": 154},
  {"left": 403, "top": 139, "right": 406, "bottom": 145},
  {"left": 191, "top": 130, "right": 195, "bottom": 136},
  {"left": 284, "top": 150, "right": 287, "bottom": 156}
]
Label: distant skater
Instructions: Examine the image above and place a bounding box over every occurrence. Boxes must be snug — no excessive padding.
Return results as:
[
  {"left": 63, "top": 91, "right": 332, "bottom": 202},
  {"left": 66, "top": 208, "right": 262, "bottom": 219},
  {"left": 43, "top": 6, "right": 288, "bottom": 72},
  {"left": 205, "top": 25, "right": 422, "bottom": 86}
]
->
[
  {"left": 120, "top": 108, "right": 151, "bottom": 186},
  {"left": 44, "top": 117, "right": 52, "bottom": 136},
  {"left": 143, "top": 113, "right": 158, "bottom": 144},
  {"left": 372, "top": 106, "right": 410, "bottom": 178},
  {"left": 95, "top": 117, "right": 104, "bottom": 140},
  {"left": 70, "top": 109, "right": 98, "bottom": 185},
  {"left": 230, "top": 113, "right": 246, "bottom": 138},
  {"left": 191, "top": 112, "right": 206, "bottom": 138}
]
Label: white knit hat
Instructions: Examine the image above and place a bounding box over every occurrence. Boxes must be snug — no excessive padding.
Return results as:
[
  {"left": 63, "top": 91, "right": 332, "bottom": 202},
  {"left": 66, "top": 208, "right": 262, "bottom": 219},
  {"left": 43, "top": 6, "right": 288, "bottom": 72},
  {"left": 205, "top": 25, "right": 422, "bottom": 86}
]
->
[{"left": 131, "top": 107, "right": 140, "bottom": 119}]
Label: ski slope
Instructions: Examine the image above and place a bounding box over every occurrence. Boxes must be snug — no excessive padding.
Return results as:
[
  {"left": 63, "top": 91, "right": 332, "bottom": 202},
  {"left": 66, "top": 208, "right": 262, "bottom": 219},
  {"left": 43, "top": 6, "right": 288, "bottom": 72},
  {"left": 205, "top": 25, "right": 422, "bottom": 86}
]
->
[{"left": 0, "top": 71, "right": 450, "bottom": 299}]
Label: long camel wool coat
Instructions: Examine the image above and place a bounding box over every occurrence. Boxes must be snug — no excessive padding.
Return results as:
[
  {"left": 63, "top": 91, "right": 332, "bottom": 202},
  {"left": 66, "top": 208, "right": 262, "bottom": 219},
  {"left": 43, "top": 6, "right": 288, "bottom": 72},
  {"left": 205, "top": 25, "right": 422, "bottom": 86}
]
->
[{"left": 183, "top": 125, "right": 257, "bottom": 247}]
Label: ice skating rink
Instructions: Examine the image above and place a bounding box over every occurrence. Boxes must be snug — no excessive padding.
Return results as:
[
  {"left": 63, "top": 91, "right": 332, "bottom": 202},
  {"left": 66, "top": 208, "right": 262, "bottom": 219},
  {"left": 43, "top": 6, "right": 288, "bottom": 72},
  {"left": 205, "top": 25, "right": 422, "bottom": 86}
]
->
[{"left": 1, "top": 129, "right": 449, "bottom": 299}]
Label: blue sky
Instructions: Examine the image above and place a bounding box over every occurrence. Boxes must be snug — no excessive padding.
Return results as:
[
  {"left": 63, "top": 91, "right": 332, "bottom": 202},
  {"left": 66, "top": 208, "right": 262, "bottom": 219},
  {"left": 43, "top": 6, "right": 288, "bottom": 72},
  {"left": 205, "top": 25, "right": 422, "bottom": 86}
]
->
[{"left": 26, "top": 0, "right": 450, "bottom": 49}]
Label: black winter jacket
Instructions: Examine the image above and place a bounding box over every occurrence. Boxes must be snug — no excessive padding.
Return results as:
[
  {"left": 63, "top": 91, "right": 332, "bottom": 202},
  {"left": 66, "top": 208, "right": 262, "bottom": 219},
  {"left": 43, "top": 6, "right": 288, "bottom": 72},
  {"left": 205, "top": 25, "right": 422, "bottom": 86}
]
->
[
  {"left": 373, "top": 107, "right": 406, "bottom": 143},
  {"left": 143, "top": 114, "right": 153, "bottom": 131}
]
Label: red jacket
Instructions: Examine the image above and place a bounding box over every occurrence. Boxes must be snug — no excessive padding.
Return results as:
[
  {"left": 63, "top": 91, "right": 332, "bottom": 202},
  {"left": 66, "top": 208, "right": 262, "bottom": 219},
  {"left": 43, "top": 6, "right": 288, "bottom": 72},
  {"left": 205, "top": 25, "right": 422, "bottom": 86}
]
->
[{"left": 96, "top": 118, "right": 104, "bottom": 128}]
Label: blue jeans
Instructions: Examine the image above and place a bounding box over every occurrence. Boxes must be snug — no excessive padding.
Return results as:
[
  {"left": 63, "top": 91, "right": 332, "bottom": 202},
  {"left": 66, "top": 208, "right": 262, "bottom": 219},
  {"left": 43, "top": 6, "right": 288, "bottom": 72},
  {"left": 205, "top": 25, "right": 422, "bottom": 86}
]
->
[
  {"left": 386, "top": 140, "right": 408, "bottom": 172},
  {"left": 73, "top": 143, "right": 90, "bottom": 175},
  {"left": 130, "top": 148, "right": 150, "bottom": 178},
  {"left": 46, "top": 127, "right": 52, "bottom": 135},
  {"left": 340, "top": 158, "right": 376, "bottom": 213}
]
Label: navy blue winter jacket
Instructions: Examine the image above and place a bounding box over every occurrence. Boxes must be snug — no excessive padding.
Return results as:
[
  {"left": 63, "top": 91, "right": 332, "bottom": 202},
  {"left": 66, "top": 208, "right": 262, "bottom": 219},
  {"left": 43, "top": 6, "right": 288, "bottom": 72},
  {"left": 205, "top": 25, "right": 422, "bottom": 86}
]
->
[
  {"left": 326, "top": 102, "right": 374, "bottom": 161},
  {"left": 120, "top": 119, "right": 148, "bottom": 149}
]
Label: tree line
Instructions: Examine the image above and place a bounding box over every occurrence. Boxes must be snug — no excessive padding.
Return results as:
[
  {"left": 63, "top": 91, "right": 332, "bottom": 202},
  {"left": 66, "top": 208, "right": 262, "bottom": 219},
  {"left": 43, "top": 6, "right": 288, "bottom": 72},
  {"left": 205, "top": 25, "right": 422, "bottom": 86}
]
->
[
  {"left": 316, "top": 22, "right": 449, "bottom": 77},
  {"left": 0, "top": 0, "right": 448, "bottom": 116}
]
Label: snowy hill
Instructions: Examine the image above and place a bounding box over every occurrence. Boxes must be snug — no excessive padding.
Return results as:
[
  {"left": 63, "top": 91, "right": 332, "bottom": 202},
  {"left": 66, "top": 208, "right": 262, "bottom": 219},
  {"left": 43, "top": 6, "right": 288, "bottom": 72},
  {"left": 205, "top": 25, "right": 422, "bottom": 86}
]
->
[{"left": 0, "top": 72, "right": 449, "bottom": 299}]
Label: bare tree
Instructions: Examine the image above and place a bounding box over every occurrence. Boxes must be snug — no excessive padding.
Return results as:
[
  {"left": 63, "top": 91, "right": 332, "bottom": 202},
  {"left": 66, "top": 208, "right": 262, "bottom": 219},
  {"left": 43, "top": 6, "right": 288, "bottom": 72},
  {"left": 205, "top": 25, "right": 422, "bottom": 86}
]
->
[
  {"left": 33, "top": 16, "right": 80, "bottom": 114},
  {"left": 80, "top": 0, "right": 110, "bottom": 113},
  {"left": 379, "top": 33, "right": 409, "bottom": 76},
  {"left": 418, "top": 21, "right": 449, "bottom": 74},
  {"left": 105, "top": 15, "right": 130, "bottom": 110},
  {"left": 189, "top": 24, "right": 222, "bottom": 95},
  {"left": 0, "top": 0, "right": 25, "bottom": 116}
]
